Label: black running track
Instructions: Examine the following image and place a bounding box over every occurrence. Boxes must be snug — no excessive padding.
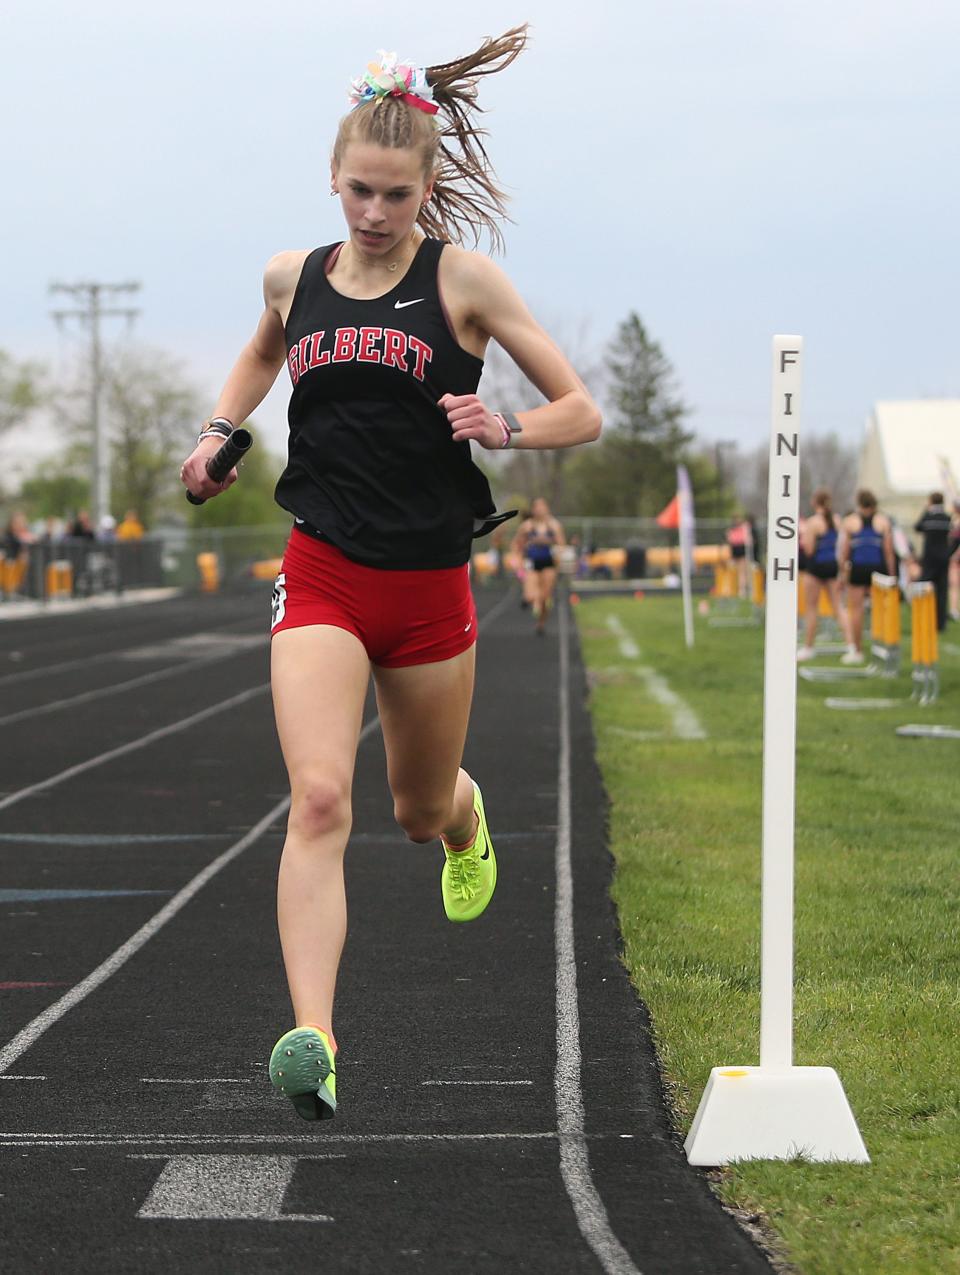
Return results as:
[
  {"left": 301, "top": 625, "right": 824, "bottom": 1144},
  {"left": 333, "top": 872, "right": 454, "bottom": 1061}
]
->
[{"left": 0, "top": 584, "right": 771, "bottom": 1274}]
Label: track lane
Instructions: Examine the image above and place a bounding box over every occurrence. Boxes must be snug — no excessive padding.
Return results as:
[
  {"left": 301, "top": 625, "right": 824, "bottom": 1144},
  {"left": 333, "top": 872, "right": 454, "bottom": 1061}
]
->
[{"left": 0, "top": 585, "right": 772, "bottom": 1273}]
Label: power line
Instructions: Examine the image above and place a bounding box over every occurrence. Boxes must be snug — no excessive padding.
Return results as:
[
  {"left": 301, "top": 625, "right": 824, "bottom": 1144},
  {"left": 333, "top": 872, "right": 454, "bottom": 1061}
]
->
[{"left": 50, "top": 279, "right": 141, "bottom": 526}]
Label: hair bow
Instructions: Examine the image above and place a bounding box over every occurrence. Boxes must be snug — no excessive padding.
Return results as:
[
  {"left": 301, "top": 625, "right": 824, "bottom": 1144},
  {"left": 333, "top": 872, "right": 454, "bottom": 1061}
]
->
[{"left": 348, "top": 51, "right": 439, "bottom": 114}]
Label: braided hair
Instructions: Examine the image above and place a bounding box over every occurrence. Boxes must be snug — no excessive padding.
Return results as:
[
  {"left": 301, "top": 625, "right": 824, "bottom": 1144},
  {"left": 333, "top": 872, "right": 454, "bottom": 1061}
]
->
[{"left": 332, "top": 25, "right": 529, "bottom": 252}]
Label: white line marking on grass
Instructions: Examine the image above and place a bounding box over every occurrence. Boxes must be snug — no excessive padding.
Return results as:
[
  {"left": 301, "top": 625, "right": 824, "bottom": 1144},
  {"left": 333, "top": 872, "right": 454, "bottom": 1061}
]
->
[
  {"left": 604, "top": 614, "right": 640, "bottom": 658},
  {"left": 0, "top": 684, "right": 270, "bottom": 813},
  {"left": 557, "top": 604, "right": 643, "bottom": 1275},
  {"left": 602, "top": 615, "right": 706, "bottom": 740},
  {"left": 635, "top": 666, "right": 707, "bottom": 740}
]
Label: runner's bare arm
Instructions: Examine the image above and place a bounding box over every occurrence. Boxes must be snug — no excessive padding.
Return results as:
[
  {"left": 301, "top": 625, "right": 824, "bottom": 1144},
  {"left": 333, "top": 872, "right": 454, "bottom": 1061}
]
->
[
  {"left": 438, "top": 250, "right": 601, "bottom": 451},
  {"left": 179, "top": 254, "right": 302, "bottom": 498}
]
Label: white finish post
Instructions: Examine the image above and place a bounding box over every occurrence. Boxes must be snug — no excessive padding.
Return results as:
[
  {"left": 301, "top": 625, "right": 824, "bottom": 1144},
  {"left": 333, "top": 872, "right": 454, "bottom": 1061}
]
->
[
  {"left": 684, "top": 337, "right": 869, "bottom": 1166},
  {"left": 759, "top": 336, "right": 802, "bottom": 1067}
]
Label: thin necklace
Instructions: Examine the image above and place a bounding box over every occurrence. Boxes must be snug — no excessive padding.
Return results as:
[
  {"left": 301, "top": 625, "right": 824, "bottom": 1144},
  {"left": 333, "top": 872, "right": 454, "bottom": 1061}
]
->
[{"left": 348, "top": 230, "right": 421, "bottom": 274}]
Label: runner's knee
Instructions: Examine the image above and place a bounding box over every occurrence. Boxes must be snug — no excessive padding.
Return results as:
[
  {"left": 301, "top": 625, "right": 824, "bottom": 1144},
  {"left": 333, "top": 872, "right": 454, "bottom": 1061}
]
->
[
  {"left": 289, "top": 773, "right": 352, "bottom": 841},
  {"left": 393, "top": 796, "right": 449, "bottom": 845}
]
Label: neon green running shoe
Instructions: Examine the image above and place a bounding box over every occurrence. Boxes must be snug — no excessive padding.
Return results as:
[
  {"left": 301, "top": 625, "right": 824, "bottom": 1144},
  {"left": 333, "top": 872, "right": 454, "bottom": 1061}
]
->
[
  {"left": 441, "top": 781, "right": 497, "bottom": 923},
  {"left": 269, "top": 1026, "right": 336, "bottom": 1121}
]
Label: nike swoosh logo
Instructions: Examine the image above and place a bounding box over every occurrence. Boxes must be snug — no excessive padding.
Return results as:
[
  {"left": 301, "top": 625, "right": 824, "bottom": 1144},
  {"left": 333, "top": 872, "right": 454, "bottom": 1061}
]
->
[{"left": 394, "top": 298, "right": 424, "bottom": 309}]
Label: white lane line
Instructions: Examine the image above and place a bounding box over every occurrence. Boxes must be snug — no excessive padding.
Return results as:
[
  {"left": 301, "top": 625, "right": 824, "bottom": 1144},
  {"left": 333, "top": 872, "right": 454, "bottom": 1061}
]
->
[
  {"left": 0, "top": 792, "right": 284, "bottom": 1073},
  {"left": 0, "top": 590, "right": 516, "bottom": 1075},
  {"left": 0, "top": 1075, "right": 45, "bottom": 1081},
  {"left": 0, "top": 619, "right": 262, "bottom": 688},
  {"left": 421, "top": 1080, "right": 533, "bottom": 1086},
  {"left": 137, "top": 1154, "right": 332, "bottom": 1223},
  {"left": 0, "top": 1132, "right": 559, "bottom": 1148},
  {"left": 0, "top": 649, "right": 260, "bottom": 728},
  {"left": 0, "top": 683, "right": 270, "bottom": 814},
  {"left": 604, "top": 614, "right": 640, "bottom": 659},
  {"left": 140, "top": 1078, "right": 256, "bottom": 1085},
  {"left": 557, "top": 603, "right": 642, "bottom": 1275}
]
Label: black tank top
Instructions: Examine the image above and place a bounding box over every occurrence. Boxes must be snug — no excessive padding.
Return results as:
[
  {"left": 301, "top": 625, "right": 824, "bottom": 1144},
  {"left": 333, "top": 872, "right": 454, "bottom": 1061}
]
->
[{"left": 275, "top": 238, "right": 508, "bottom": 569}]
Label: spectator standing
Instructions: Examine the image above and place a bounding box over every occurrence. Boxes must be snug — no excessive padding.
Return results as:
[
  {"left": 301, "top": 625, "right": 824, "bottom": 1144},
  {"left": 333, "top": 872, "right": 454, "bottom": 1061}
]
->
[
  {"left": 914, "top": 492, "right": 958, "bottom": 631},
  {"left": 116, "top": 510, "right": 145, "bottom": 542}
]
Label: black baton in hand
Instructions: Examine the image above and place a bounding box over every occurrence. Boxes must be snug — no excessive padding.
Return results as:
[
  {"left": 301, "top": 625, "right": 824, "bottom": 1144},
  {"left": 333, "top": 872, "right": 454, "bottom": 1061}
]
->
[{"left": 185, "top": 428, "right": 253, "bottom": 505}]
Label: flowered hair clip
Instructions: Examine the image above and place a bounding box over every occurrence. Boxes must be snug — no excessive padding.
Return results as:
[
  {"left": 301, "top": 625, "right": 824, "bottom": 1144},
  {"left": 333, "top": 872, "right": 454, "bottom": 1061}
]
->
[{"left": 348, "top": 51, "right": 439, "bottom": 115}]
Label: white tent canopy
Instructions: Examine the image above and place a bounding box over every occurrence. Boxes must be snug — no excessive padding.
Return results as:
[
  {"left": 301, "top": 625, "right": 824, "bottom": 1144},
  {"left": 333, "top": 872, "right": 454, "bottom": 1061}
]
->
[{"left": 858, "top": 400, "right": 960, "bottom": 526}]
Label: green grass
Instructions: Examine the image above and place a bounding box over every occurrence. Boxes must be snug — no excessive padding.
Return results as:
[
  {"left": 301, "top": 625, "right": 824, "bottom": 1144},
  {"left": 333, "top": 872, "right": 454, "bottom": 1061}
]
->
[{"left": 575, "top": 594, "right": 960, "bottom": 1275}]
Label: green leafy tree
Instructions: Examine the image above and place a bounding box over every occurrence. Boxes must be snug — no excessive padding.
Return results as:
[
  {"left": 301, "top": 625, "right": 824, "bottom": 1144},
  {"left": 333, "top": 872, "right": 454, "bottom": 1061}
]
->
[
  {"left": 564, "top": 313, "right": 692, "bottom": 516},
  {"left": 19, "top": 454, "right": 89, "bottom": 520}
]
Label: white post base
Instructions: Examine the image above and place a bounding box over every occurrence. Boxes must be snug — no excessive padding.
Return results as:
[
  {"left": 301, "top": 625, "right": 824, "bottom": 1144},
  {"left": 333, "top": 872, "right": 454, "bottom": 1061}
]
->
[{"left": 684, "top": 1066, "right": 869, "bottom": 1166}]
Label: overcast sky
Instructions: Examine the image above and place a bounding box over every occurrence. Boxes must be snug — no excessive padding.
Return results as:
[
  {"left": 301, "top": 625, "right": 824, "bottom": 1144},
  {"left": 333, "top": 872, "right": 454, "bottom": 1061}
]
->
[{"left": 3, "top": 0, "right": 958, "bottom": 478}]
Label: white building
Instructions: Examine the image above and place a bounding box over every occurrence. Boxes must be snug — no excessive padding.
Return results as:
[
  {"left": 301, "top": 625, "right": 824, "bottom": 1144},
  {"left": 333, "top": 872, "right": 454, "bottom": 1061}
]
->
[{"left": 858, "top": 400, "right": 960, "bottom": 530}]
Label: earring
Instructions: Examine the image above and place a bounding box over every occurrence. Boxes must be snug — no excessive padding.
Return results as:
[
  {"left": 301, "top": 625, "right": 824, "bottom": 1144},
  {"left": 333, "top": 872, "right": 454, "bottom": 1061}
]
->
[{"left": 330, "top": 187, "right": 338, "bottom": 197}]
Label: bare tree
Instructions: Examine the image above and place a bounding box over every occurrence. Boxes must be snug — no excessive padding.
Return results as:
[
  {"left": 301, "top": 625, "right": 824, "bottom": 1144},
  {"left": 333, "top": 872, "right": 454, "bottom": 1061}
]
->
[
  {"left": 0, "top": 350, "right": 40, "bottom": 435},
  {"left": 104, "top": 347, "right": 204, "bottom": 526},
  {"left": 728, "top": 432, "right": 859, "bottom": 521},
  {"left": 477, "top": 319, "right": 602, "bottom": 511}
]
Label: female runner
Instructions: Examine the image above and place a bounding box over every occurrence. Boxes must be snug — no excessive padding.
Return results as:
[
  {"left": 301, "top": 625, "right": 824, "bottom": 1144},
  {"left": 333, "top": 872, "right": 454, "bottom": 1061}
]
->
[
  {"left": 797, "top": 487, "right": 851, "bottom": 661},
  {"left": 512, "top": 497, "right": 566, "bottom": 634},
  {"left": 179, "top": 27, "right": 601, "bottom": 1121},
  {"left": 838, "top": 489, "right": 895, "bottom": 664}
]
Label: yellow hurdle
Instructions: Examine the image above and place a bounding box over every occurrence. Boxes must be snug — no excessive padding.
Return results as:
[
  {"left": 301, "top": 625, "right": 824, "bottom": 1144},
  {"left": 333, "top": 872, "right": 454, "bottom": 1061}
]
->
[
  {"left": 712, "top": 562, "right": 738, "bottom": 600},
  {"left": 909, "top": 582, "right": 938, "bottom": 704},
  {"left": 869, "top": 572, "right": 901, "bottom": 676},
  {"left": 751, "top": 562, "right": 765, "bottom": 608}
]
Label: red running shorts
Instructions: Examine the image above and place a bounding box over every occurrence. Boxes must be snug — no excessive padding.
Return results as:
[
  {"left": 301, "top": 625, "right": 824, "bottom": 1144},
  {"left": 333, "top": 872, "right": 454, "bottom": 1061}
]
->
[{"left": 270, "top": 528, "right": 477, "bottom": 668}]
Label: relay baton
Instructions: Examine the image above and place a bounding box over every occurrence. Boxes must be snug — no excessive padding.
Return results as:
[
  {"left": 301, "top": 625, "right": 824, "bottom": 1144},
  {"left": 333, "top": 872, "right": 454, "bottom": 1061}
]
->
[{"left": 185, "top": 428, "right": 253, "bottom": 505}]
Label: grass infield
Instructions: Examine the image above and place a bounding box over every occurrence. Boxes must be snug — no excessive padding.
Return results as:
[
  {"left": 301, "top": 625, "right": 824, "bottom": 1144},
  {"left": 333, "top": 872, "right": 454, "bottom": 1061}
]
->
[{"left": 574, "top": 593, "right": 960, "bottom": 1275}]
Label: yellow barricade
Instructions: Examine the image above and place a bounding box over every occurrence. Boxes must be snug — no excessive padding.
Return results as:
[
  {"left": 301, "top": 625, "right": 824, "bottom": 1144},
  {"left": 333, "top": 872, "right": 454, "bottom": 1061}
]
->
[
  {"left": 45, "top": 560, "right": 73, "bottom": 599},
  {"left": 909, "top": 582, "right": 938, "bottom": 704},
  {"left": 712, "top": 562, "right": 738, "bottom": 600},
  {"left": 751, "top": 563, "right": 765, "bottom": 608},
  {"left": 869, "top": 573, "right": 900, "bottom": 676},
  {"left": 1, "top": 556, "right": 27, "bottom": 597}
]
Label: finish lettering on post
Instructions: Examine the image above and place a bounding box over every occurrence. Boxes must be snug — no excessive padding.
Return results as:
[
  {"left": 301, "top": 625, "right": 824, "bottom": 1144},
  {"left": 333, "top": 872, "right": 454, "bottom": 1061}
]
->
[{"left": 760, "top": 334, "right": 803, "bottom": 1071}]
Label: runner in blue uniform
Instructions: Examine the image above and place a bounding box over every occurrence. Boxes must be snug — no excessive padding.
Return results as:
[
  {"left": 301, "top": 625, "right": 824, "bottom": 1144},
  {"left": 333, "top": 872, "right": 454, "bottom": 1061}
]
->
[
  {"left": 839, "top": 489, "right": 894, "bottom": 663},
  {"left": 797, "top": 488, "right": 852, "bottom": 661},
  {"left": 512, "top": 498, "right": 566, "bottom": 634}
]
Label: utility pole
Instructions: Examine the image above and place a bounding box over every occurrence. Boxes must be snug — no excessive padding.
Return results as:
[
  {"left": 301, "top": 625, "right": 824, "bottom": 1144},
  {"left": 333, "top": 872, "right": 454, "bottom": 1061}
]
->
[{"left": 50, "top": 280, "right": 140, "bottom": 527}]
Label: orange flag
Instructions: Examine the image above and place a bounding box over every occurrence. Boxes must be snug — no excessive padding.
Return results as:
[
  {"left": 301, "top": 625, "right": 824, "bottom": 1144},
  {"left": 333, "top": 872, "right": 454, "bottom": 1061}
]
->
[{"left": 656, "top": 494, "right": 680, "bottom": 529}]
